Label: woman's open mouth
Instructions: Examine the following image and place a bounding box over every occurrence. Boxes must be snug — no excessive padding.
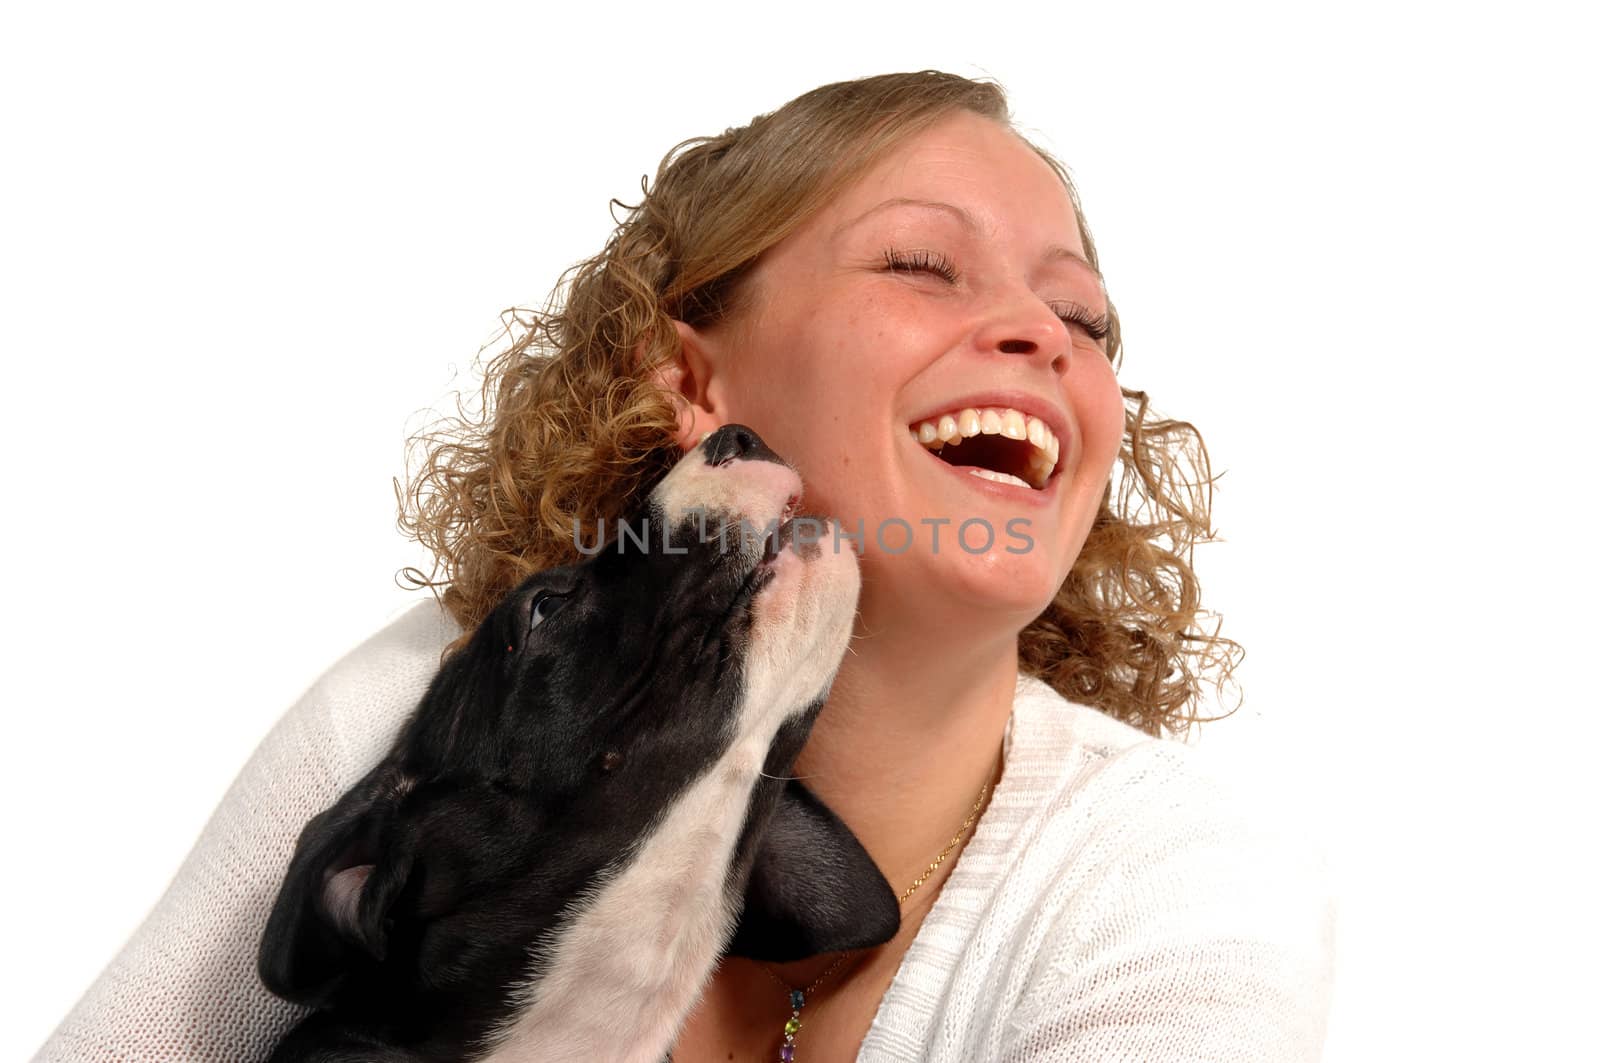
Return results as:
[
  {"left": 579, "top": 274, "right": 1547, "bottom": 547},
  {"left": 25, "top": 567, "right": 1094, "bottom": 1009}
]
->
[{"left": 908, "top": 406, "right": 1061, "bottom": 490}]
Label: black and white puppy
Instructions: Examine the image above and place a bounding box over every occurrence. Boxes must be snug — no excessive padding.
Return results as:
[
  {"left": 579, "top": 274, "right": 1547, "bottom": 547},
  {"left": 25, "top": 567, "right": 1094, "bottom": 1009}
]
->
[{"left": 258, "top": 425, "right": 899, "bottom": 1063}]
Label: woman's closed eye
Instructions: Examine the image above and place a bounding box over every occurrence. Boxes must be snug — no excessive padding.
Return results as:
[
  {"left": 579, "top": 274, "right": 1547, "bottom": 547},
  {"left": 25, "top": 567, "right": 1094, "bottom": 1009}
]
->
[
  {"left": 882, "top": 246, "right": 959, "bottom": 282},
  {"left": 880, "top": 247, "right": 1111, "bottom": 342}
]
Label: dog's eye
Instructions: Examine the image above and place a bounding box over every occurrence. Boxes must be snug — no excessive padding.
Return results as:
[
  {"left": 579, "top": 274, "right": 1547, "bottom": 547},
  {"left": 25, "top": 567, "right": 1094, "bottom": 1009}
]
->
[
  {"left": 530, "top": 591, "right": 567, "bottom": 628},
  {"left": 505, "top": 589, "right": 571, "bottom": 654}
]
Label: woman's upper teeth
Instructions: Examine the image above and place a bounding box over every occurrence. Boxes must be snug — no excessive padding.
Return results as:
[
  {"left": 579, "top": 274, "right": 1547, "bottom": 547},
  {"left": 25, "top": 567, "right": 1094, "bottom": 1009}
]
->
[{"left": 909, "top": 406, "right": 1061, "bottom": 487}]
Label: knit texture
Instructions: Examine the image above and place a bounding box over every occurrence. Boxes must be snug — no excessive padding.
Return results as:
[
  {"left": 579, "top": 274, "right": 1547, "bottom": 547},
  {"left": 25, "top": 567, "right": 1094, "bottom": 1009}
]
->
[{"left": 34, "top": 601, "right": 1333, "bottom": 1062}]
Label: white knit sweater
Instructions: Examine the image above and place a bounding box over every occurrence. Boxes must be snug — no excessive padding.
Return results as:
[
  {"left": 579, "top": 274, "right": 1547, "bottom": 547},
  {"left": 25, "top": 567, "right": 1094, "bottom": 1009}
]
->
[{"left": 35, "top": 602, "right": 1334, "bottom": 1062}]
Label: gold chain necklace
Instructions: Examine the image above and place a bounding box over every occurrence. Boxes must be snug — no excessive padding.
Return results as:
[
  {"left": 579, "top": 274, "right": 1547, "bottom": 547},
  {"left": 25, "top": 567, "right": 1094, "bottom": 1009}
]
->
[{"left": 758, "top": 758, "right": 999, "bottom": 1062}]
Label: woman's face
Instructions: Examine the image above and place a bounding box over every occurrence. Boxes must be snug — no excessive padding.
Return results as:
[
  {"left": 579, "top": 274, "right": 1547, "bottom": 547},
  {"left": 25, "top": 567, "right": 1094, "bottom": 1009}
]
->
[{"left": 673, "top": 111, "right": 1125, "bottom": 636}]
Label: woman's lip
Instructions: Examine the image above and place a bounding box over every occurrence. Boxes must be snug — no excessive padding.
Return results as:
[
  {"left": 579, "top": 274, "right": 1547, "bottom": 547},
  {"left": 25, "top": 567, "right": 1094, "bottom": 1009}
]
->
[{"left": 905, "top": 392, "right": 1071, "bottom": 448}]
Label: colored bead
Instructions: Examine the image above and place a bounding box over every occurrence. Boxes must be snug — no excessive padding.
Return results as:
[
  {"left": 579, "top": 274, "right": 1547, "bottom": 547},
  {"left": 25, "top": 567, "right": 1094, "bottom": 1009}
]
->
[
  {"left": 785, "top": 1016, "right": 802, "bottom": 1037},
  {"left": 790, "top": 989, "right": 806, "bottom": 1009},
  {"left": 780, "top": 1045, "right": 795, "bottom": 1062}
]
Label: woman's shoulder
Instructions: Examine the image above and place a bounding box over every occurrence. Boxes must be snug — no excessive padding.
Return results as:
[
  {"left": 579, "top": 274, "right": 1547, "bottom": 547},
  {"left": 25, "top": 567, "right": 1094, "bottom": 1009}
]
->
[
  {"left": 1005, "top": 677, "right": 1334, "bottom": 1055},
  {"left": 1000, "top": 673, "right": 1333, "bottom": 962},
  {"left": 29, "top": 601, "right": 467, "bottom": 1063},
  {"left": 307, "top": 598, "right": 461, "bottom": 697},
  {"left": 862, "top": 677, "right": 1335, "bottom": 1060},
  {"left": 1001, "top": 674, "right": 1213, "bottom": 837},
  {"left": 1008, "top": 672, "right": 1318, "bottom": 843},
  {"left": 282, "top": 598, "right": 463, "bottom": 778}
]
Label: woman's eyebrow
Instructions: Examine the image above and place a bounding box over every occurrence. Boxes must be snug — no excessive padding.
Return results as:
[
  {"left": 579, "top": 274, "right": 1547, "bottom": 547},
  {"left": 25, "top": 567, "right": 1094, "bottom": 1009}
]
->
[{"left": 833, "top": 196, "right": 1103, "bottom": 282}]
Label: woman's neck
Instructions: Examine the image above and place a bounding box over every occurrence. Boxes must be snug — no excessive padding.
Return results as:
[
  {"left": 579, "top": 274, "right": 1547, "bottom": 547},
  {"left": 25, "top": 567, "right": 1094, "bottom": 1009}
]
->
[
  {"left": 679, "top": 613, "right": 1020, "bottom": 1060},
  {"left": 791, "top": 612, "right": 1016, "bottom": 923}
]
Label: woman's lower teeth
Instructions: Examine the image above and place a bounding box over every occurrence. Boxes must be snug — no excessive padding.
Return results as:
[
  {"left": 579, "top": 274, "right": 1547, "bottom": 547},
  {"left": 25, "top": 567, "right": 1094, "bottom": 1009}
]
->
[{"left": 969, "top": 468, "right": 1032, "bottom": 489}]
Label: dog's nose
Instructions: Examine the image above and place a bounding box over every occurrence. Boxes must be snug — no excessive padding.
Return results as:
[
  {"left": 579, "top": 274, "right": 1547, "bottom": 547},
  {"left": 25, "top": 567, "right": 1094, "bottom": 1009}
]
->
[{"left": 703, "top": 424, "right": 783, "bottom": 468}]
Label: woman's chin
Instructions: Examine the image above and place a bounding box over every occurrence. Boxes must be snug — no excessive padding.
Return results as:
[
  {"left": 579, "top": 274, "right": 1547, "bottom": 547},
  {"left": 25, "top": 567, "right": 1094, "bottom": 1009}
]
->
[{"left": 857, "top": 546, "right": 1064, "bottom": 645}]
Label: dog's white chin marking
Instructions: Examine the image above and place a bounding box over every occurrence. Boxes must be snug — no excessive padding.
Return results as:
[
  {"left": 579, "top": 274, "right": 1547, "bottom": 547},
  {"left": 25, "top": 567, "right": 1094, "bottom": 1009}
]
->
[
  {"left": 477, "top": 766, "right": 758, "bottom": 1063},
  {"left": 477, "top": 446, "right": 861, "bottom": 1063}
]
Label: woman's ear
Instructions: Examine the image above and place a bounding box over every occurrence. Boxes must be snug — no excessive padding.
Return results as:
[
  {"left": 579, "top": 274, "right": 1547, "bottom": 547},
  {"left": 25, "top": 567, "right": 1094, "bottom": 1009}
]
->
[{"left": 645, "top": 319, "right": 728, "bottom": 453}]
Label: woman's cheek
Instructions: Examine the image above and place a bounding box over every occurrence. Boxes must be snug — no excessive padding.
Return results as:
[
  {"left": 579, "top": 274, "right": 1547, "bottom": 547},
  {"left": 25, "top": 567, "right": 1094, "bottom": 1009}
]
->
[{"left": 1078, "top": 360, "right": 1125, "bottom": 471}]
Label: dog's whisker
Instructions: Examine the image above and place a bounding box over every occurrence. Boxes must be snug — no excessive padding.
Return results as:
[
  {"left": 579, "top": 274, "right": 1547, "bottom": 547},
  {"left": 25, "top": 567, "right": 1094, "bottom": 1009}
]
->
[{"left": 759, "top": 770, "right": 820, "bottom": 782}]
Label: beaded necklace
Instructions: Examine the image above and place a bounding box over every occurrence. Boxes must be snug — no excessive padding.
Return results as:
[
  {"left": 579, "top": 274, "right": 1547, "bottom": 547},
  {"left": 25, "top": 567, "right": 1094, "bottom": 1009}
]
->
[{"left": 758, "top": 759, "right": 998, "bottom": 1062}]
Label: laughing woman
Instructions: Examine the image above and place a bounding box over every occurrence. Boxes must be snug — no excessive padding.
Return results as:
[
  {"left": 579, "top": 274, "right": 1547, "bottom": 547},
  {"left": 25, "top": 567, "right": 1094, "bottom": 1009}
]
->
[{"left": 37, "top": 71, "right": 1333, "bottom": 1062}]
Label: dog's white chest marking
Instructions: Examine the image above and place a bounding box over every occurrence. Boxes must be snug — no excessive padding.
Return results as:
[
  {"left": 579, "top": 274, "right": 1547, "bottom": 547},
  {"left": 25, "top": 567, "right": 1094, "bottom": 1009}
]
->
[{"left": 479, "top": 739, "right": 775, "bottom": 1063}]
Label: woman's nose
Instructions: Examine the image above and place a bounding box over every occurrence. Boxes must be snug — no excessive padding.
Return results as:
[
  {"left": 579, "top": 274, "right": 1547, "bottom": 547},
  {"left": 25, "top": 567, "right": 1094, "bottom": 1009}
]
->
[{"left": 973, "top": 291, "right": 1071, "bottom": 371}]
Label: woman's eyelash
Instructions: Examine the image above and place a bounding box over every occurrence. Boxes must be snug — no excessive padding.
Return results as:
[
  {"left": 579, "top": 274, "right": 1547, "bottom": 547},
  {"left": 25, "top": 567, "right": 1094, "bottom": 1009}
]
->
[
  {"left": 882, "top": 247, "right": 959, "bottom": 282},
  {"left": 880, "top": 247, "right": 1112, "bottom": 343},
  {"left": 1051, "top": 300, "right": 1113, "bottom": 343}
]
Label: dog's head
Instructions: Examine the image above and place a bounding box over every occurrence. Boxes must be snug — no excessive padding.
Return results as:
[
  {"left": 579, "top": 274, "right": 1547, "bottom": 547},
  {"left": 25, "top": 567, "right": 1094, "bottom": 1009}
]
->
[
  {"left": 423, "top": 421, "right": 860, "bottom": 807},
  {"left": 259, "top": 425, "right": 866, "bottom": 1023}
]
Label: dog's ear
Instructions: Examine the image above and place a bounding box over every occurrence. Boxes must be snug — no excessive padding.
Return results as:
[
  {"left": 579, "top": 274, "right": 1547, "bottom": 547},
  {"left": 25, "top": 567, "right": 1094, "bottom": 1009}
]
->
[
  {"left": 724, "top": 780, "right": 901, "bottom": 962},
  {"left": 258, "top": 762, "right": 418, "bottom": 1006}
]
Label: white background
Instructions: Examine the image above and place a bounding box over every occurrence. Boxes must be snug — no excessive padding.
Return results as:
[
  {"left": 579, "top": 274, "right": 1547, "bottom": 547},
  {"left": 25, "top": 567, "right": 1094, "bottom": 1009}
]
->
[{"left": 3, "top": 2, "right": 1593, "bottom": 1058}]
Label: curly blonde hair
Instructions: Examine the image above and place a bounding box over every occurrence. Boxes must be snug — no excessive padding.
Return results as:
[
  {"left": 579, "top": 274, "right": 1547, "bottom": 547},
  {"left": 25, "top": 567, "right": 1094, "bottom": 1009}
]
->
[{"left": 398, "top": 70, "right": 1240, "bottom": 738}]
